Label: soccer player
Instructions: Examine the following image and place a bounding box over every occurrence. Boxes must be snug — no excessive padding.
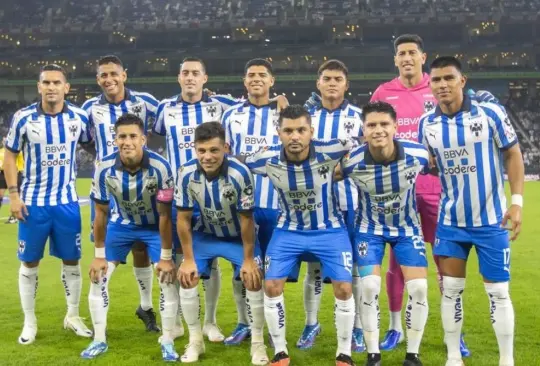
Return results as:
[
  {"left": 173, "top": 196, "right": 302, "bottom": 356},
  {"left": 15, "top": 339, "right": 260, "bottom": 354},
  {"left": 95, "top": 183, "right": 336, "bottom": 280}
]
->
[
  {"left": 301, "top": 59, "right": 365, "bottom": 352},
  {"left": 82, "top": 55, "right": 162, "bottom": 332},
  {"left": 244, "top": 105, "right": 356, "bottom": 366},
  {"left": 221, "top": 58, "right": 283, "bottom": 344},
  {"left": 81, "top": 113, "right": 180, "bottom": 361},
  {"left": 419, "top": 56, "right": 523, "bottom": 366},
  {"left": 174, "top": 122, "right": 268, "bottom": 364},
  {"left": 4, "top": 64, "right": 93, "bottom": 344},
  {"left": 341, "top": 101, "right": 430, "bottom": 366}
]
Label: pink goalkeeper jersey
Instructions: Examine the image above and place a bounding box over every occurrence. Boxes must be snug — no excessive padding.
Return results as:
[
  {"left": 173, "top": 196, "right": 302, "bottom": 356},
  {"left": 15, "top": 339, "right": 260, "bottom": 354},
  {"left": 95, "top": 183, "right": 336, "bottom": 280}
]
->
[{"left": 370, "top": 73, "right": 441, "bottom": 195}]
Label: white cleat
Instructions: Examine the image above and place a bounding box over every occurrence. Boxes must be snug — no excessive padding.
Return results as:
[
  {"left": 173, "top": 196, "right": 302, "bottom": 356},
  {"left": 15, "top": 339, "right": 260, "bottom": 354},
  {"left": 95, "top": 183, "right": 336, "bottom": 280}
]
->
[
  {"left": 202, "top": 323, "right": 224, "bottom": 342},
  {"left": 158, "top": 324, "right": 185, "bottom": 344},
  {"left": 180, "top": 340, "right": 205, "bottom": 363},
  {"left": 251, "top": 342, "right": 269, "bottom": 365},
  {"left": 445, "top": 359, "right": 465, "bottom": 366},
  {"left": 64, "top": 316, "right": 93, "bottom": 337},
  {"left": 18, "top": 324, "right": 37, "bottom": 345}
]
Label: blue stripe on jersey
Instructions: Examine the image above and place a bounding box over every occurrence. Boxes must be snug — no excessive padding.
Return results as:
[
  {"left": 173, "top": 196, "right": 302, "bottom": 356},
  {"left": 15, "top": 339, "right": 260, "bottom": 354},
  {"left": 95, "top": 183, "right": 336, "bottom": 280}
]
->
[
  {"left": 56, "top": 114, "right": 66, "bottom": 204},
  {"left": 150, "top": 168, "right": 159, "bottom": 221},
  {"left": 321, "top": 182, "right": 330, "bottom": 229},
  {"left": 122, "top": 171, "right": 135, "bottom": 223},
  {"left": 331, "top": 112, "right": 340, "bottom": 138},
  {"left": 109, "top": 104, "right": 117, "bottom": 158},
  {"left": 98, "top": 124, "right": 108, "bottom": 159},
  {"left": 302, "top": 160, "right": 318, "bottom": 230},
  {"left": 68, "top": 141, "right": 76, "bottom": 202},
  {"left": 277, "top": 188, "right": 291, "bottom": 231},
  {"left": 474, "top": 141, "right": 489, "bottom": 225},
  {"left": 136, "top": 170, "right": 149, "bottom": 226},
  {"left": 462, "top": 159, "right": 473, "bottom": 227},
  {"left": 456, "top": 113, "right": 466, "bottom": 147},
  {"left": 204, "top": 181, "right": 217, "bottom": 236},
  {"left": 170, "top": 126, "right": 181, "bottom": 174},
  {"left": 44, "top": 116, "right": 54, "bottom": 206},
  {"left": 374, "top": 165, "right": 387, "bottom": 235},
  {"left": 229, "top": 176, "right": 242, "bottom": 229},
  {"left": 434, "top": 148, "right": 449, "bottom": 224},
  {"left": 260, "top": 107, "right": 269, "bottom": 135},
  {"left": 442, "top": 115, "right": 451, "bottom": 148},
  {"left": 390, "top": 162, "right": 400, "bottom": 233},
  {"left": 99, "top": 167, "right": 109, "bottom": 200},
  {"left": 287, "top": 163, "right": 304, "bottom": 230},
  {"left": 248, "top": 106, "right": 256, "bottom": 135},
  {"left": 487, "top": 128, "right": 503, "bottom": 221},
  {"left": 317, "top": 110, "right": 327, "bottom": 137}
]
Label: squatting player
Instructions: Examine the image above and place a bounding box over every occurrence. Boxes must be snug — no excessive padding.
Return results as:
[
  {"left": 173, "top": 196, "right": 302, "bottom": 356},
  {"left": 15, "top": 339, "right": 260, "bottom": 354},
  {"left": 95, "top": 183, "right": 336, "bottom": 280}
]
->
[
  {"left": 4, "top": 64, "right": 93, "bottom": 344},
  {"left": 419, "top": 56, "right": 524, "bottom": 366}
]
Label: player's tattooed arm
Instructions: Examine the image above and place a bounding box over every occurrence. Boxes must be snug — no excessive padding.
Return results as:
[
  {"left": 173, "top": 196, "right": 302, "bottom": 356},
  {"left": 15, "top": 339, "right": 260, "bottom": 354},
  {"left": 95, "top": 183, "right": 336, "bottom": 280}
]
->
[
  {"left": 176, "top": 209, "right": 199, "bottom": 288},
  {"left": 239, "top": 212, "right": 262, "bottom": 291},
  {"left": 502, "top": 144, "right": 524, "bottom": 241}
]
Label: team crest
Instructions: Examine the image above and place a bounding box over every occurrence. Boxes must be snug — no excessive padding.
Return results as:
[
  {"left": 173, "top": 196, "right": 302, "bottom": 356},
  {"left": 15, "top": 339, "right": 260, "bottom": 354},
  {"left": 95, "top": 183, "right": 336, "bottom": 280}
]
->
[
  {"left": 424, "top": 101, "right": 435, "bottom": 112},
  {"left": 357, "top": 241, "right": 368, "bottom": 258},
  {"left": 132, "top": 105, "right": 143, "bottom": 117},
  {"left": 317, "top": 165, "right": 330, "bottom": 179},
  {"left": 69, "top": 124, "right": 78, "bottom": 137},
  {"left": 502, "top": 117, "right": 516, "bottom": 140},
  {"left": 18, "top": 240, "right": 26, "bottom": 254},
  {"left": 405, "top": 170, "right": 416, "bottom": 185},
  {"left": 264, "top": 256, "right": 271, "bottom": 273},
  {"left": 165, "top": 176, "right": 175, "bottom": 189},
  {"left": 206, "top": 105, "right": 217, "bottom": 118},
  {"left": 470, "top": 119, "right": 483, "bottom": 137},
  {"left": 343, "top": 118, "right": 356, "bottom": 134},
  {"left": 146, "top": 178, "right": 158, "bottom": 194},
  {"left": 243, "top": 185, "right": 253, "bottom": 196},
  {"left": 222, "top": 186, "right": 237, "bottom": 202}
]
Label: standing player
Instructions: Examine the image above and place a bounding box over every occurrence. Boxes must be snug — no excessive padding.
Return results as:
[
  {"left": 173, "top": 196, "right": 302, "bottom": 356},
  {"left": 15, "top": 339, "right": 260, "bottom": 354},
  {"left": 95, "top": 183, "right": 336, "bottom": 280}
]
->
[
  {"left": 301, "top": 59, "right": 365, "bottom": 352},
  {"left": 4, "top": 64, "right": 93, "bottom": 344},
  {"left": 82, "top": 55, "right": 162, "bottom": 332},
  {"left": 81, "top": 114, "right": 180, "bottom": 361},
  {"left": 244, "top": 105, "right": 356, "bottom": 366},
  {"left": 419, "top": 56, "right": 523, "bottom": 366},
  {"left": 342, "top": 102, "right": 430, "bottom": 366}
]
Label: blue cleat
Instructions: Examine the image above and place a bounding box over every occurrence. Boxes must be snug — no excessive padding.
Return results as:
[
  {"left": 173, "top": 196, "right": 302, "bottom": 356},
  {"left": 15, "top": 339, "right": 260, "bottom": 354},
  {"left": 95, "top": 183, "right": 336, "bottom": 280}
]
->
[
  {"left": 352, "top": 327, "right": 366, "bottom": 353},
  {"left": 81, "top": 341, "right": 108, "bottom": 359},
  {"left": 224, "top": 323, "right": 251, "bottom": 345},
  {"left": 460, "top": 334, "right": 471, "bottom": 358},
  {"left": 380, "top": 330, "right": 404, "bottom": 351},
  {"left": 161, "top": 343, "right": 179, "bottom": 362},
  {"left": 296, "top": 323, "right": 321, "bottom": 350}
]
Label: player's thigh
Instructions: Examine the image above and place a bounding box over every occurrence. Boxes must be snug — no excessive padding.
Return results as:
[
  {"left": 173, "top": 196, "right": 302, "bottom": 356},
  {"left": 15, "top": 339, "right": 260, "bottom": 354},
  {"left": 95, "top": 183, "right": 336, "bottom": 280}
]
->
[
  {"left": 392, "top": 235, "right": 428, "bottom": 270},
  {"left": 104, "top": 223, "right": 138, "bottom": 263},
  {"left": 254, "top": 207, "right": 279, "bottom": 258},
  {"left": 264, "top": 228, "right": 304, "bottom": 281},
  {"left": 310, "top": 229, "right": 353, "bottom": 283},
  {"left": 433, "top": 225, "right": 472, "bottom": 277},
  {"left": 50, "top": 202, "right": 82, "bottom": 261},
  {"left": 417, "top": 194, "right": 439, "bottom": 245},
  {"left": 191, "top": 232, "right": 225, "bottom": 279},
  {"left": 135, "top": 229, "right": 162, "bottom": 264},
  {"left": 17, "top": 206, "right": 52, "bottom": 262},
  {"left": 473, "top": 227, "right": 511, "bottom": 283}
]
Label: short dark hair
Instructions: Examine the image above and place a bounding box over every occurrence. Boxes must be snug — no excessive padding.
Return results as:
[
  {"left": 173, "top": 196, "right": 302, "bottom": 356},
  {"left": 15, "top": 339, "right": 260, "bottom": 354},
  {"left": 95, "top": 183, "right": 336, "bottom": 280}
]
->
[
  {"left": 278, "top": 105, "right": 312, "bottom": 127},
  {"left": 98, "top": 55, "right": 124, "bottom": 69},
  {"left": 180, "top": 57, "right": 206, "bottom": 73},
  {"left": 194, "top": 122, "right": 225, "bottom": 143},
  {"left": 318, "top": 59, "right": 348, "bottom": 78},
  {"left": 430, "top": 56, "right": 462, "bottom": 72},
  {"left": 361, "top": 102, "right": 397, "bottom": 122},
  {"left": 244, "top": 58, "right": 273, "bottom": 76},
  {"left": 39, "top": 64, "right": 68, "bottom": 80},
  {"left": 114, "top": 113, "right": 144, "bottom": 132},
  {"left": 394, "top": 34, "right": 424, "bottom": 53}
]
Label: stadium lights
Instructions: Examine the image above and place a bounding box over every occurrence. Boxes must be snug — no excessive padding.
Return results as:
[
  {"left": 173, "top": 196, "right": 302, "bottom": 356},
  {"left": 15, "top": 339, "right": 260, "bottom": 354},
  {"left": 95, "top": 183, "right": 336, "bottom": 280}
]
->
[{"left": 292, "top": 92, "right": 296, "bottom": 96}]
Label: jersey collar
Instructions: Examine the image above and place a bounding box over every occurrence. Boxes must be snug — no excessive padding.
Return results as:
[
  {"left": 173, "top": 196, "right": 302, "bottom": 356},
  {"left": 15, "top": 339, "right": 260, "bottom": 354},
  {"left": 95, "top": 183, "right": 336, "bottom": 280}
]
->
[
  {"left": 195, "top": 155, "right": 229, "bottom": 180},
  {"left": 433, "top": 93, "right": 472, "bottom": 118},
  {"left": 114, "top": 149, "right": 150, "bottom": 171},
  {"left": 318, "top": 99, "right": 349, "bottom": 113},
  {"left": 279, "top": 142, "right": 316, "bottom": 164},
  {"left": 177, "top": 93, "right": 210, "bottom": 104},
  {"left": 363, "top": 140, "right": 405, "bottom": 166},
  {"left": 243, "top": 100, "right": 278, "bottom": 109},
  {"left": 37, "top": 102, "right": 69, "bottom": 116},
  {"left": 99, "top": 88, "right": 136, "bottom": 105}
]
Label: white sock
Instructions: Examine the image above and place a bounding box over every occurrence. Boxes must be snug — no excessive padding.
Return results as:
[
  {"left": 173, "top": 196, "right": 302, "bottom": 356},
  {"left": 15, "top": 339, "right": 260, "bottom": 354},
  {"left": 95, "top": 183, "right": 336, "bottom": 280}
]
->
[
  {"left": 389, "top": 311, "right": 402, "bottom": 332},
  {"left": 264, "top": 293, "right": 287, "bottom": 355},
  {"left": 134, "top": 265, "right": 154, "bottom": 311},
  {"left": 62, "top": 264, "right": 82, "bottom": 318},
  {"left": 485, "top": 282, "right": 514, "bottom": 365},
  {"left": 180, "top": 287, "right": 202, "bottom": 342},
  {"left": 159, "top": 280, "right": 180, "bottom": 344},
  {"left": 203, "top": 258, "right": 220, "bottom": 325},
  {"left": 303, "top": 261, "right": 323, "bottom": 326},
  {"left": 19, "top": 265, "right": 38, "bottom": 326},
  {"left": 361, "top": 275, "right": 381, "bottom": 354},
  {"left": 405, "top": 279, "right": 428, "bottom": 354},
  {"left": 233, "top": 278, "right": 249, "bottom": 325},
  {"left": 246, "top": 289, "right": 265, "bottom": 344},
  {"left": 352, "top": 268, "right": 362, "bottom": 329},
  {"left": 175, "top": 254, "right": 184, "bottom": 327},
  {"left": 335, "top": 296, "right": 355, "bottom": 357},
  {"left": 88, "top": 262, "right": 116, "bottom": 343},
  {"left": 441, "top": 276, "right": 465, "bottom": 360}
]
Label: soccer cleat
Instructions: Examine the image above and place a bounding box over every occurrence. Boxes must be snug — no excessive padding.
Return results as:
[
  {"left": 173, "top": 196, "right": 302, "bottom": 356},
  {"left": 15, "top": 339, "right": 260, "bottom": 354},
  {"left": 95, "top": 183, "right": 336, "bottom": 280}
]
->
[
  {"left": 81, "top": 341, "right": 108, "bottom": 359},
  {"left": 352, "top": 327, "right": 366, "bottom": 353},
  {"left": 64, "top": 316, "right": 93, "bottom": 337},
  {"left": 270, "top": 351, "right": 290, "bottom": 366},
  {"left": 6, "top": 216, "right": 17, "bottom": 224},
  {"left": 161, "top": 343, "right": 180, "bottom": 362},
  {"left": 365, "top": 353, "right": 382, "bottom": 366},
  {"left": 158, "top": 324, "right": 185, "bottom": 343},
  {"left": 460, "top": 334, "right": 471, "bottom": 357},
  {"left": 18, "top": 324, "right": 37, "bottom": 345},
  {"left": 203, "top": 323, "right": 225, "bottom": 342},
  {"left": 380, "top": 329, "right": 404, "bottom": 351},
  {"left": 251, "top": 342, "right": 270, "bottom": 365},
  {"left": 296, "top": 322, "right": 322, "bottom": 350},
  {"left": 336, "top": 353, "right": 356, "bottom": 365},
  {"left": 445, "top": 359, "right": 464, "bottom": 366},
  {"left": 403, "top": 353, "right": 423, "bottom": 366},
  {"left": 224, "top": 323, "right": 251, "bottom": 345},
  {"left": 136, "top": 306, "right": 161, "bottom": 332},
  {"left": 180, "top": 340, "right": 205, "bottom": 363}
]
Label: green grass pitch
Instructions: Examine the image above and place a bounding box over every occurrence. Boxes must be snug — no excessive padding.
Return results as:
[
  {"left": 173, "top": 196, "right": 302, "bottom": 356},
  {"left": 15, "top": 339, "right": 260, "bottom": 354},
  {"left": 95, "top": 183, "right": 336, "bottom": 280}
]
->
[{"left": 0, "top": 180, "right": 539, "bottom": 365}]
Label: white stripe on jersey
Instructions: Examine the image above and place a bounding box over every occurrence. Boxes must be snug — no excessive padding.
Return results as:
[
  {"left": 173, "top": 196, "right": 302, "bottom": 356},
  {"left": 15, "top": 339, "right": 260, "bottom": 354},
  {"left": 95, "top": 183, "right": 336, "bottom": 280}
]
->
[
  {"left": 342, "top": 140, "right": 429, "bottom": 236},
  {"left": 309, "top": 100, "right": 363, "bottom": 212},
  {"left": 6, "top": 102, "right": 91, "bottom": 206},
  {"left": 82, "top": 89, "right": 159, "bottom": 161},
  {"left": 246, "top": 139, "right": 352, "bottom": 231},
  {"left": 90, "top": 149, "right": 174, "bottom": 226},
  {"left": 222, "top": 101, "right": 280, "bottom": 210},
  {"left": 419, "top": 97, "right": 518, "bottom": 227}
]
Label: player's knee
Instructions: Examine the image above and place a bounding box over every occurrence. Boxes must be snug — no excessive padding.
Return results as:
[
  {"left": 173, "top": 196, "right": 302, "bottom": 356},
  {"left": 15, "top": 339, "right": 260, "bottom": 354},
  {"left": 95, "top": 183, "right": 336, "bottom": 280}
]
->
[
  {"left": 244, "top": 281, "right": 262, "bottom": 292},
  {"left": 361, "top": 275, "right": 381, "bottom": 299},
  {"left": 62, "top": 259, "right": 78, "bottom": 266},
  {"left": 442, "top": 276, "right": 466, "bottom": 298},
  {"left": 406, "top": 278, "right": 428, "bottom": 300},
  {"left": 22, "top": 261, "right": 40, "bottom": 268},
  {"left": 333, "top": 281, "right": 353, "bottom": 300},
  {"left": 264, "top": 279, "right": 284, "bottom": 297},
  {"left": 484, "top": 281, "right": 511, "bottom": 302},
  {"left": 180, "top": 286, "right": 199, "bottom": 299}
]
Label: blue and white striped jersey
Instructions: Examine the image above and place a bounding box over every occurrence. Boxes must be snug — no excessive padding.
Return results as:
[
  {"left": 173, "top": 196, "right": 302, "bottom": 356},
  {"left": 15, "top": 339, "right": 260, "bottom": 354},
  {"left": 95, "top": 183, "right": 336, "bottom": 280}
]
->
[
  {"left": 90, "top": 149, "right": 174, "bottom": 227},
  {"left": 175, "top": 156, "right": 255, "bottom": 238},
  {"left": 6, "top": 102, "right": 92, "bottom": 206},
  {"left": 82, "top": 89, "right": 159, "bottom": 161},
  {"left": 153, "top": 94, "right": 240, "bottom": 179},
  {"left": 309, "top": 100, "right": 363, "bottom": 212},
  {"left": 222, "top": 101, "right": 280, "bottom": 210},
  {"left": 245, "top": 139, "right": 353, "bottom": 231},
  {"left": 342, "top": 140, "right": 429, "bottom": 236},
  {"left": 418, "top": 96, "right": 518, "bottom": 227}
]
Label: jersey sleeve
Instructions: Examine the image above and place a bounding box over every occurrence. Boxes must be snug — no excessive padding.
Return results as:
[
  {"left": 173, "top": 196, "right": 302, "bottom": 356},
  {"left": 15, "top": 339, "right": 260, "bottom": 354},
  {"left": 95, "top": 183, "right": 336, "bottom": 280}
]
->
[
  {"left": 81, "top": 99, "right": 95, "bottom": 130},
  {"left": 482, "top": 103, "right": 518, "bottom": 150},
  {"left": 90, "top": 162, "right": 110, "bottom": 204},
  {"left": 156, "top": 159, "right": 175, "bottom": 203},
  {"left": 78, "top": 112, "right": 93, "bottom": 143},
  {"left": 221, "top": 108, "right": 234, "bottom": 148},
  {"left": 340, "top": 146, "right": 362, "bottom": 179},
  {"left": 417, "top": 114, "right": 430, "bottom": 150},
  {"left": 5, "top": 110, "right": 28, "bottom": 153},
  {"left": 234, "top": 165, "right": 255, "bottom": 212},
  {"left": 152, "top": 101, "right": 167, "bottom": 136},
  {"left": 213, "top": 94, "right": 242, "bottom": 110},
  {"left": 174, "top": 167, "right": 195, "bottom": 210},
  {"left": 141, "top": 93, "right": 159, "bottom": 118},
  {"left": 244, "top": 146, "right": 280, "bottom": 176},
  {"left": 317, "top": 138, "right": 354, "bottom": 160}
]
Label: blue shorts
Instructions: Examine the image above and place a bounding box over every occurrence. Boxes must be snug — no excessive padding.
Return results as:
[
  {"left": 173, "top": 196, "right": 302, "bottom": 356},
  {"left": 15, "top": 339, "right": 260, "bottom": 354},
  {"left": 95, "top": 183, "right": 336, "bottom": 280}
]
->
[
  {"left": 90, "top": 199, "right": 116, "bottom": 242},
  {"left": 105, "top": 222, "right": 161, "bottom": 263},
  {"left": 192, "top": 231, "right": 262, "bottom": 280},
  {"left": 342, "top": 210, "right": 357, "bottom": 244},
  {"left": 434, "top": 224, "right": 511, "bottom": 282},
  {"left": 353, "top": 232, "right": 428, "bottom": 268},
  {"left": 254, "top": 207, "right": 279, "bottom": 257},
  {"left": 265, "top": 228, "right": 353, "bottom": 283},
  {"left": 18, "top": 202, "right": 82, "bottom": 262}
]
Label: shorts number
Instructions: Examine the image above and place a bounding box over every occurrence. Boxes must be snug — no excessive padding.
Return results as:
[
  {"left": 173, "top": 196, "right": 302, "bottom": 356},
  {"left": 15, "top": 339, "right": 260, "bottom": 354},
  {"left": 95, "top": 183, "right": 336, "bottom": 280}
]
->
[
  {"left": 412, "top": 236, "right": 426, "bottom": 250},
  {"left": 503, "top": 248, "right": 511, "bottom": 271},
  {"left": 76, "top": 234, "right": 82, "bottom": 253},
  {"left": 342, "top": 252, "right": 353, "bottom": 274}
]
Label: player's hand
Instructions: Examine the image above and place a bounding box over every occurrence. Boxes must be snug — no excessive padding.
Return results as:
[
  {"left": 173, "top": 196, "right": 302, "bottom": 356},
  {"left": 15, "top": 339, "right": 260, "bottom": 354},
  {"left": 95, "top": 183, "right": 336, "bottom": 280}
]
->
[
  {"left": 156, "top": 259, "right": 175, "bottom": 284},
  {"left": 203, "top": 88, "right": 216, "bottom": 97},
  {"left": 178, "top": 259, "right": 199, "bottom": 288},
  {"left": 89, "top": 258, "right": 108, "bottom": 284},
  {"left": 502, "top": 204, "right": 522, "bottom": 241},
  {"left": 240, "top": 258, "right": 263, "bottom": 290},
  {"left": 274, "top": 94, "right": 289, "bottom": 112},
  {"left": 10, "top": 196, "right": 28, "bottom": 221}
]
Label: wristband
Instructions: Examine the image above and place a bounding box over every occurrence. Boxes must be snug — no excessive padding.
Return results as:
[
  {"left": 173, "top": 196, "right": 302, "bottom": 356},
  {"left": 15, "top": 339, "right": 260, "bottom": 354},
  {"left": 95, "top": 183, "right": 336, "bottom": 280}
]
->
[
  {"left": 8, "top": 186, "right": 18, "bottom": 194},
  {"left": 511, "top": 194, "right": 523, "bottom": 208},
  {"left": 160, "top": 248, "right": 173, "bottom": 260},
  {"left": 95, "top": 247, "right": 105, "bottom": 258}
]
